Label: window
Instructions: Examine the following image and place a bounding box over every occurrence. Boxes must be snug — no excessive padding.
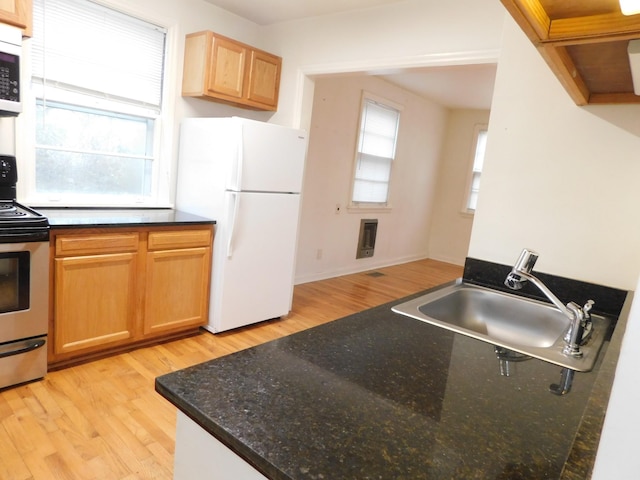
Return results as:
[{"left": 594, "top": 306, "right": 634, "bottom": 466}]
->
[
  {"left": 25, "top": 0, "right": 168, "bottom": 206},
  {"left": 464, "top": 125, "right": 488, "bottom": 212},
  {"left": 350, "top": 94, "right": 401, "bottom": 207}
]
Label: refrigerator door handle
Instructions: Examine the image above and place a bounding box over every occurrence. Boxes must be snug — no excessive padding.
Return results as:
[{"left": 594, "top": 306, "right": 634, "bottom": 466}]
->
[{"left": 227, "top": 192, "right": 239, "bottom": 258}]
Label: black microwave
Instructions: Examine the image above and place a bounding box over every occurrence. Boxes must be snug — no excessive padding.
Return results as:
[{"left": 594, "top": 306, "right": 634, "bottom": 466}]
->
[{"left": 0, "top": 26, "right": 21, "bottom": 117}]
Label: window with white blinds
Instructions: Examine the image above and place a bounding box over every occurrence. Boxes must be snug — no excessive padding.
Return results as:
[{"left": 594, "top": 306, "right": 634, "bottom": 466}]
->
[
  {"left": 28, "top": 0, "right": 168, "bottom": 205},
  {"left": 32, "top": 0, "right": 165, "bottom": 110},
  {"left": 465, "top": 125, "right": 488, "bottom": 212},
  {"left": 351, "top": 95, "right": 401, "bottom": 205}
]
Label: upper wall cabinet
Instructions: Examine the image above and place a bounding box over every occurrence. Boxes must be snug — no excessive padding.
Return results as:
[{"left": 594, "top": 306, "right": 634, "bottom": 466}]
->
[
  {"left": 182, "top": 30, "right": 282, "bottom": 111},
  {"left": 0, "top": 0, "right": 32, "bottom": 37},
  {"left": 501, "top": 0, "right": 640, "bottom": 105}
]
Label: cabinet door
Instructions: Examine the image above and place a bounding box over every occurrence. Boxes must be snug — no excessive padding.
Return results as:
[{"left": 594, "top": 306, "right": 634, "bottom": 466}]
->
[
  {"left": 144, "top": 247, "right": 210, "bottom": 335},
  {"left": 207, "top": 36, "right": 247, "bottom": 99},
  {"left": 245, "top": 49, "right": 281, "bottom": 109},
  {"left": 0, "top": 0, "right": 32, "bottom": 36},
  {"left": 54, "top": 252, "right": 137, "bottom": 355}
]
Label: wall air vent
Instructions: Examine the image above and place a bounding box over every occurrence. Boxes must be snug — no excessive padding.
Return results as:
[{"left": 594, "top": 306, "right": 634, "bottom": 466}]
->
[{"left": 356, "top": 219, "right": 378, "bottom": 259}]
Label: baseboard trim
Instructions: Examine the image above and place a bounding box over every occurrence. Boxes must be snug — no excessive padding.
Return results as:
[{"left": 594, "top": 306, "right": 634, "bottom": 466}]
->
[{"left": 294, "top": 254, "right": 428, "bottom": 285}]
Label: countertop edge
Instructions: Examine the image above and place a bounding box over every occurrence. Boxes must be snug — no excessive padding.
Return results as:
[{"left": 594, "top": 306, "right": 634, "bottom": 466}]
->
[
  {"left": 34, "top": 208, "right": 216, "bottom": 228},
  {"left": 154, "top": 378, "right": 282, "bottom": 479},
  {"left": 49, "top": 219, "right": 216, "bottom": 229}
]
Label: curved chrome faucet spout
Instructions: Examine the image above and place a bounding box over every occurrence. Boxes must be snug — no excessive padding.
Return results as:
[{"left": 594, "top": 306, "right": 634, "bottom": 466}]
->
[{"left": 504, "top": 249, "right": 594, "bottom": 358}]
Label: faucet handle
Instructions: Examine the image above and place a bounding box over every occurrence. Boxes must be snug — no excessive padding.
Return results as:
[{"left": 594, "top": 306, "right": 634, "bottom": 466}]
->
[{"left": 583, "top": 300, "right": 594, "bottom": 315}]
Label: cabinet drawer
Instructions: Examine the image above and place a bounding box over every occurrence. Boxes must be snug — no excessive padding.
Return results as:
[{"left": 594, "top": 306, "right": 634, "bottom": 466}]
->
[
  {"left": 55, "top": 233, "right": 139, "bottom": 256},
  {"left": 148, "top": 229, "right": 212, "bottom": 250}
]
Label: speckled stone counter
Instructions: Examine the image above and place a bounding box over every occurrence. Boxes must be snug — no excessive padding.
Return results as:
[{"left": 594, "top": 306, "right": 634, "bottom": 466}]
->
[
  {"left": 156, "top": 281, "right": 632, "bottom": 480},
  {"left": 35, "top": 207, "right": 214, "bottom": 228}
]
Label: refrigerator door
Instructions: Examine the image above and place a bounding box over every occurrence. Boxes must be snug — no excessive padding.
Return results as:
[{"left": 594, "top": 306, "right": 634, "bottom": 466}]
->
[
  {"left": 230, "top": 118, "right": 307, "bottom": 194},
  {"left": 176, "top": 118, "right": 235, "bottom": 218},
  {"left": 209, "top": 191, "right": 301, "bottom": 333}
]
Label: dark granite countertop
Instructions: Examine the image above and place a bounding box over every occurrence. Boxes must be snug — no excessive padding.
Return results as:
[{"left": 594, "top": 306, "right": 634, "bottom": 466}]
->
[
  {"left": 33, "top": 207, "right": 215, "bottom": 228},
  {"left": 156, "top": 280, "right": 632, "bottom": 480}
]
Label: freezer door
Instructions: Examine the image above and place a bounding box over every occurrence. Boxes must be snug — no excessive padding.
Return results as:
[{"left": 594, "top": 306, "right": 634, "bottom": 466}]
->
[
  {"left": 210, "top": 192, "right": 300, "bottom": 332},
  {"left": 233, "top": 119, "right": 307, "bottom": 193}
]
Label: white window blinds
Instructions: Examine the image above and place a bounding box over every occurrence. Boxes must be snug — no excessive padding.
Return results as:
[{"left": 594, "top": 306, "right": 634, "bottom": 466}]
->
[
  {"left": 466, "top": 128, "right": 488, "bottom": 211},
  {"left": 352, "top": 98, "right": 400, "bottom": 204},
  {"left": 32, "top": 0, "right": 166, "bottom": 111}
]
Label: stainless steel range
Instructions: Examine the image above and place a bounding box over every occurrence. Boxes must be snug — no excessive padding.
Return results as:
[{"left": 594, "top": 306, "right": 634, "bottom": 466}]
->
[{"left": 0, "top": 155, "right": 49, "bottom": 390}]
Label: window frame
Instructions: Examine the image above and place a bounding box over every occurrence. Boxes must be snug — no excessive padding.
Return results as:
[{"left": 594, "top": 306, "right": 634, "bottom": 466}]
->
[
  {"left": 15, "top": 0, "right": 178, "bottom": 208},
  {"left": 348, "top": 91, "right": 402, "bottom": 212},
  {"left": 462, "top": 123, "right": 488, "bottom": 214}
]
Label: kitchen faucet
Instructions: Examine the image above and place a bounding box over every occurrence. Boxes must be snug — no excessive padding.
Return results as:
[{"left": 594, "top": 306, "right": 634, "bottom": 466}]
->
[{"left": 504, "top": 249, "right": 594, "bottom": 357}]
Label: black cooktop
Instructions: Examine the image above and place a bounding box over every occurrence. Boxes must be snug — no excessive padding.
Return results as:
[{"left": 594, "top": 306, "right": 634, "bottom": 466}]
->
[{"left": 0, "top": 155, "right": 49, "bottom": 241}]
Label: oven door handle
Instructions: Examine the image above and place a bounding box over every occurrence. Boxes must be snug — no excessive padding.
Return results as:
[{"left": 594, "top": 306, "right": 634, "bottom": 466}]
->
[{"left": 0, "top": 338, "right": 46, "bottom": 359}]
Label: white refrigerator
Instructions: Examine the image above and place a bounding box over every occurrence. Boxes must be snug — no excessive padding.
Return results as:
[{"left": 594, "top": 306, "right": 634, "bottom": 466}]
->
[{"left": 175, "top": 117, "right": 308, "bottom": 333}]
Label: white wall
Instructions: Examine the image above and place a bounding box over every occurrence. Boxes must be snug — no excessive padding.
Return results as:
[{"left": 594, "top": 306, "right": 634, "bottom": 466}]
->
[
  {"left": 471, "top": 16, "right": 640, "bottom": 478},
  {"left": 593, "top": 275, "right": 640, "bottom": 479},
  {"left": 469, "top": 17, "right": 640, "bottom": 291},
  {"left": 428, "top": 109, "right": 490, "bottom": 266},
  {"left": 295, "top": 74, "right": 447, "bottom": 283},
  {"left": 12, "top": 0, "right": 271, "bottom": 204},
  {"left": 257, "top": 0, "right": 504, "bottom": 282},
  {"left": 58, "top": 0, "right": 503, "bottom": 208},
  {"left": 39, "top": 0, "right": 503, "bottom": 206},
  {"left": 261, "top": 0, "right": 505, "bottom": 129}
]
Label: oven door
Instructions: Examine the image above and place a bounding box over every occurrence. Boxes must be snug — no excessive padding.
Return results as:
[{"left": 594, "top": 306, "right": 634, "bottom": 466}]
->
[{"left": 0, "top": 241, "right": 49, "bottom": 343}]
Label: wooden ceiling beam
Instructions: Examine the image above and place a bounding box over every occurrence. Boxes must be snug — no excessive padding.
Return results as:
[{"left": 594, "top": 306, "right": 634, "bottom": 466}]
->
[
  {"left": 500, "top": 0, "right": 550, "bottom": 43},
  {"left": 500, "top": 0, "right": 640, "bottom": 105},
  {"left": 537, "top": 44, "right": 591, "bottom": 105},
  {"left": 549, "top": 12, "right": 640, "bottom": 43}
]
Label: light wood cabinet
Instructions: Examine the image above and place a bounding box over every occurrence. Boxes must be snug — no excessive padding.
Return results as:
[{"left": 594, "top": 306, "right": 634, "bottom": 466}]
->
[
  {"left": 145, "top": 230, "right": 211, "bottom": 335},
  {"left": 182, "top": 30, "right": 281, "bottom": 111},
  {"left": 53, "top": 233, "right": 139, "bottom": 357},
  {"left": 0, "top": 0, "right": 32, "bottom": 37},
  {"left": 49, "top": 225, "right": 213, "bottom": 368}
]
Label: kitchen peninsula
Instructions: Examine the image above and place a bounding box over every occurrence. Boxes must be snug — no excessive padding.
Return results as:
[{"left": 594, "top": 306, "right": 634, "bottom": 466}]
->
[{"left": 156, "top": 269, "right": 631, "bottom": 480}]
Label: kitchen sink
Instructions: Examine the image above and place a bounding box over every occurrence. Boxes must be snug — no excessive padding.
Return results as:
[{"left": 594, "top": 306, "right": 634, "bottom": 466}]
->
[{"left": 392, "top": 280, "right": 612, "bottom": 371}]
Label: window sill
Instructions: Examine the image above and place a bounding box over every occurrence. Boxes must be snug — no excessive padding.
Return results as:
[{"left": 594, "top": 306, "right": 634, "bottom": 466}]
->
[{"left": 347, "top": 204, "right": 392, "bottom": 214}]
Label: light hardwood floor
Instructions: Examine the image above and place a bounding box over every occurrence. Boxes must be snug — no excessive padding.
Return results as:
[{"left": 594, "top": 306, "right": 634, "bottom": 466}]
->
[{"left": 0, "top": 259, "right": 462, "bottom": 480}]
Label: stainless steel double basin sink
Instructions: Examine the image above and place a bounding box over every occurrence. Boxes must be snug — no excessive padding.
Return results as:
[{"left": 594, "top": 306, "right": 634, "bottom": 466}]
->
[{"left": 392, "top": 280, "right": 611, "bottom": 371}]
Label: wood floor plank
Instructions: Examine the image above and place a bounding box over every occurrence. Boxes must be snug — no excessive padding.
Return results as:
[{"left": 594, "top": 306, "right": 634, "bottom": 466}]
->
[
  {"left": 0, "top": 424, "right": 32, "bottom": 480},
  {"left": 43, "top": 430, "right": 96, "bottom": 480},
  {"left": 0, "top": 258, "right": 462, "bottom": 479}
]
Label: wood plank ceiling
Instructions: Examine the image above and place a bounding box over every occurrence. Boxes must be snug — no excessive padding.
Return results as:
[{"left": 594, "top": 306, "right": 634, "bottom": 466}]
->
[{"left": 501, "top": 0, "right": 640, "bottom": 104}]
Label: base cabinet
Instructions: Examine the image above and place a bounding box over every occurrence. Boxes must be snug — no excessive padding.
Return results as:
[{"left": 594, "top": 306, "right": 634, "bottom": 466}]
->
[
  {"left": 145, "top": 230, "right": 212, "bottom": 335},
  {"left": 49, "top": 225, "right": 213, "bottom": 368},
  {"left": 55, "top": 251, "right": 138, "bottom": 354}
]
